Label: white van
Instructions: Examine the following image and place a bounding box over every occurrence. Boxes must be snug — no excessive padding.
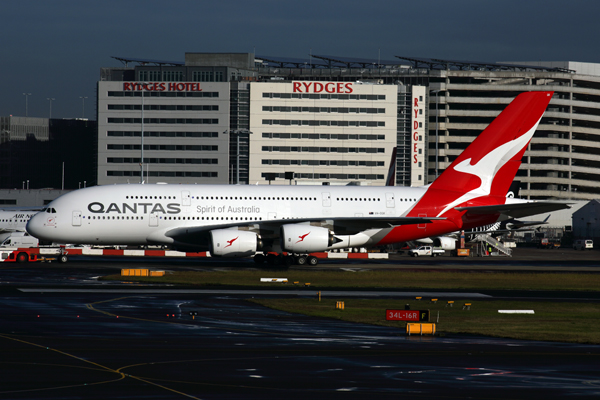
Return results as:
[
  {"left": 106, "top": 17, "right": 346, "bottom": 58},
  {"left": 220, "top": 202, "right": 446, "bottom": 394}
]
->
[
  {"left": 0, "top": 232, "right": 39, "bottom": 248},
  {"left": 573, "top": 239, "right": 594, "bottom": 250}
]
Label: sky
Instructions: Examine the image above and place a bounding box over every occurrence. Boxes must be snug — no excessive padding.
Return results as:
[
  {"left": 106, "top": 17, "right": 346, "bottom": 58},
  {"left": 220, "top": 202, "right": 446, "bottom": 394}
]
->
[{"left": 2, "top": 0, "right": 599, "bottom": 119}]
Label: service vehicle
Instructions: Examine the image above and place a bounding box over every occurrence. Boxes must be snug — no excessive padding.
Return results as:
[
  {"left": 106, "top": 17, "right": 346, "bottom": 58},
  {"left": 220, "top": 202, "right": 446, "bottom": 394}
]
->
[
  {"left": 539, "top": 238, "right": 560, "bottom": 249},
  {"left": 573, "top": 239, "right": 594, "bottom": 250},
  {"left": 0, "top": 232, "right": 39, "bottom": 248},
  {"left": 0, "top": 246, "right": 68, "bottom": 263},
  {"left": 408, "top": 246, "right": 445, "bottom": 257}
]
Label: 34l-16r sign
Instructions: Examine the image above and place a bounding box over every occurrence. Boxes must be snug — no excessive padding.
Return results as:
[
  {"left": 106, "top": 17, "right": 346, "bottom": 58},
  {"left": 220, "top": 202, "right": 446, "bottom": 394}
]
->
[{"left": 386, "top": 309, "right": 430, "bottom": 322}]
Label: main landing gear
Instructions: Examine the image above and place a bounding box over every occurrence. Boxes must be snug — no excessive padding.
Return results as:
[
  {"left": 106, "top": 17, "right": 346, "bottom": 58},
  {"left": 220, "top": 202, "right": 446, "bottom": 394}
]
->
[{"left": 253, "top": 253, "right": 319, "bottom": 267}]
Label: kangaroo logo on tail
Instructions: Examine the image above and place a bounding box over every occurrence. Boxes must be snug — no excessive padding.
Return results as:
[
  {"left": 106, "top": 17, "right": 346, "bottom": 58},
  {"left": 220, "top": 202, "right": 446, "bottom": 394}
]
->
[
  {"left": 410, "top": 91, "right": 554, "bottom": 218},
  {"left": 436, "top": 117, "right": 542, "bottom": 216}
]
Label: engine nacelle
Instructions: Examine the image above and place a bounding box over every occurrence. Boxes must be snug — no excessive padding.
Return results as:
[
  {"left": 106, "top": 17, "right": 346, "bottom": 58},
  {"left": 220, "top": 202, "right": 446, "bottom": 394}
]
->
[
  {"left": 209, "top": 229, "right": 261, "bottom": 257},
  {"left": 281, "top": 224, "right": 334, "bottom": 253},
  {"left": 433, "top": 236, "right": 457, "bottom": 250}
]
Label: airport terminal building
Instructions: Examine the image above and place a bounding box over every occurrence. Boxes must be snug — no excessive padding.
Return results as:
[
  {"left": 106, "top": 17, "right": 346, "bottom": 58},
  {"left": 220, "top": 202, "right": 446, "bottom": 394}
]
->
[{"left": 97, "top": 53, "right": 600, "bottom": 200}]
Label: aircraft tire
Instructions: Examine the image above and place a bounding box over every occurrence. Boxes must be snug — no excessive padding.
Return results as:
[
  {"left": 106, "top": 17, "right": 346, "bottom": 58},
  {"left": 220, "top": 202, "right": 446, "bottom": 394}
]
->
[
  {"left": 58, "top": 254, "right": 68, "bottom": 263},
  {"left": 295, "top": 255, "right": 307, "bottom": 265},
  {"left": 254, "top": 254, "right": 265, "bottom": 264},
  {"left": 306, "top": 256, "right": 318, "bottom": 266},
  {"left": 266, "top": 254, "right": 278, "bottom": 265},
  {"left": 16, "top": 252, "right": 28, "bottom": 263},
  {"left": 283, "top": 255, "right": 295, "bottom": 267}
]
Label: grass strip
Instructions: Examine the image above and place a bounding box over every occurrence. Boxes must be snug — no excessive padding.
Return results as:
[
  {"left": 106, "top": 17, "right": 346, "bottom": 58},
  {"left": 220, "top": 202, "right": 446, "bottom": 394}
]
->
[
  {"left": 102, "top": 270, "right": 600, "bottom": 291},
  {"left": 251, "top": 298, "right": 600, "bottom": 344}
]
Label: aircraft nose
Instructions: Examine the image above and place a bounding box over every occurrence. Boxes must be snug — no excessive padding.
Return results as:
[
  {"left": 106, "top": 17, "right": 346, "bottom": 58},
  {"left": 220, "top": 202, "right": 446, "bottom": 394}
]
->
[{"left": 26, "top": 213, "right": 46, "bottom": 239}]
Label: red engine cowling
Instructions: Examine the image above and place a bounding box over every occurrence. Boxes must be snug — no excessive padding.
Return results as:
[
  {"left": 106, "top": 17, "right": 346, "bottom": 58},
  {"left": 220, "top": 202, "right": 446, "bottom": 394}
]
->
[
  {"left": 209, "top": 229, "right": 261, "bottom": 257},
  {"left": 281, "top": 224, "right": 334, "bottom": 253},
  {"left": 433, "top": 236, "right": 456, "bottom": 250}
]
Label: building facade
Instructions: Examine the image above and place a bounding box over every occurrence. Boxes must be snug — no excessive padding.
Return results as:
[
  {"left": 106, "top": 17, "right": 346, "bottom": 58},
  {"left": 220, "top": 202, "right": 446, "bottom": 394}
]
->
[
  {"left": 98, "top": 54, "right": 428, "bottom": 187},
  {"left": 97, "top": 54, "right": 600, "bottom": 201},
  {"left": 96, "top": 80, "right": 231, "bottom": 185},
  {"left": 248, "top": 81, "right": 399, "bottom": 185},
  {"left": 426, "top": 61, "right": 600, "bottom": 201}
]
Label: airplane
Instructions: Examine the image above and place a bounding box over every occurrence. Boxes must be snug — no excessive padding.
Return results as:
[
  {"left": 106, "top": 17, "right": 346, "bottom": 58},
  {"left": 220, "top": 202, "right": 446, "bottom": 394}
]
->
[
  {"left": 26, "top": 91, "right": 569, "bottom": 266},
  {"left": 0, "top": 209, "right": 40, "bottom": 243}
]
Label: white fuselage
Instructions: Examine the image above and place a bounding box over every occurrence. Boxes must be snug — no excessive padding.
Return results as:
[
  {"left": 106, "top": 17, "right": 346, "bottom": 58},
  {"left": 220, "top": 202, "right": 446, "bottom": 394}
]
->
[{"left": 26, "top": 184, "right": 428, "bottom": 247}]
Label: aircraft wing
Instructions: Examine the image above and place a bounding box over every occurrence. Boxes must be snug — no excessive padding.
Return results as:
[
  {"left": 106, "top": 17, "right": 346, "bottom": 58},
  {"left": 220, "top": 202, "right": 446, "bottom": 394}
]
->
[
  {"left": 455, "top": 202, "right": 570, "bottom": 219},
  {"left": 0, "top": 228, "right": 21, "bottom": 234},
  {"left": 163, "top": 216, "right": 446, "bottom": 247},
  {"left": 505, "top": 215, "right": 550, "bottom": 230},
  {"left": 466, "top": 227, "right": 538, "bottom": 235}
]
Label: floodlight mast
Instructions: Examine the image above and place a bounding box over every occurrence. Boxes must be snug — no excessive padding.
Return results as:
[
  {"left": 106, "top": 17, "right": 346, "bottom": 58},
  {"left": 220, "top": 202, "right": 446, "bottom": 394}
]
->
[{"left": 140, "top": 85, "right": 146, "bottom": 183}]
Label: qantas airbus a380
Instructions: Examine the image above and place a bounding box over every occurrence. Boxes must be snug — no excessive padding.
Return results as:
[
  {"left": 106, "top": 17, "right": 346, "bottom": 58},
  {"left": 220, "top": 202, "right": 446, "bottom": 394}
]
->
[{"left": 27, "top": 91, "right": 568, "bottom": 265}]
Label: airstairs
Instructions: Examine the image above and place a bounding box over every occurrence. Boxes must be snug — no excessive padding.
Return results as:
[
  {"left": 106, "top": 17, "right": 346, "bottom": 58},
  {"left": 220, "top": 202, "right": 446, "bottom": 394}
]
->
[{"left": 473, "top": 234, "right": 513, "bottom": 257}]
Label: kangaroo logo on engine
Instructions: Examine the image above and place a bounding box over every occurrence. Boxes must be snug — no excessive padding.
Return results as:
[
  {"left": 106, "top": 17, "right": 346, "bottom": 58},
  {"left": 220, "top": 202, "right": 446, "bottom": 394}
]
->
[
  {"left": 296, "top": 232, "right": 310, "bottom": 243},
  {"left": 225, "top": 237, "right": 239, "bottom": 248}
]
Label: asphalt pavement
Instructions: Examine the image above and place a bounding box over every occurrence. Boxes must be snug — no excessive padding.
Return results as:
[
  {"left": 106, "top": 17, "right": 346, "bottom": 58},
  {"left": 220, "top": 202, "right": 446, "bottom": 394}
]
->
[{"left": 0, "top": 250, "right": 599, "bottom": 399}]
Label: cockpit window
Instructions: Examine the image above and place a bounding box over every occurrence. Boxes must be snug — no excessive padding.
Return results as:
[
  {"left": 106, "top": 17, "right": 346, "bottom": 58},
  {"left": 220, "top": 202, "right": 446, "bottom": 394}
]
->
[{"left": 46, "top": 208, "right": 57, "bottom": 213}]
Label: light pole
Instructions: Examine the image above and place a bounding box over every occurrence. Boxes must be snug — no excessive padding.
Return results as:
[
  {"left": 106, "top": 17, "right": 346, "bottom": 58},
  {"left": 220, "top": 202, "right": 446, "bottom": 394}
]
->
[
  {"left": 139, "top": 85, "right": 147, "bottom": 183},
  {"left": 47, "top": 98, "right": 55, "bottom": 118},
  {"left": 23, "top": 93, "right": 31, "bottom": 117},
  {"left": 224, "top": 129, "right": 252, "bottom": 184},
  {"left": 431, "top": 90, "right": 440, "bottom": 179},
  {"left": 79, "top": 96, "right": 88, "bottom": 119}
]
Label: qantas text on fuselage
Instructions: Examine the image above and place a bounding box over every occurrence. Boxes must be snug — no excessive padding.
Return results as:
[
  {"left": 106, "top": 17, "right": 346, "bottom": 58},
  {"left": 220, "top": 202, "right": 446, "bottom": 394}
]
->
[
  {"left": 85, "top": 202, "right": 262, "bottom": 215},
  {"left": 87, "top": 202, "right": 181, "bottom": 214}
]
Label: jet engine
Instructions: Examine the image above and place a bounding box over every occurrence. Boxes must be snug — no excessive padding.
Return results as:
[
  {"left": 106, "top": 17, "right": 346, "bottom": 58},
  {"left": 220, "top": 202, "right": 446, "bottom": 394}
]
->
[
  {"left": 280, "top": 224, "right": 336, "bottom": 253},
  {"left": 209, "top": 229, "right": 262, "bottom": 257},
  {"left": 432, "top": 236, "right": 457, "bottom": 250}
]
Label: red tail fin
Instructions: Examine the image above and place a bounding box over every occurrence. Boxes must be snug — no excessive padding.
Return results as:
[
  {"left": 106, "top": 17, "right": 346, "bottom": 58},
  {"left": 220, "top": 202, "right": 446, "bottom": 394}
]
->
[{"left": 412, "top": 91, "right": 553, "bottom": 217}]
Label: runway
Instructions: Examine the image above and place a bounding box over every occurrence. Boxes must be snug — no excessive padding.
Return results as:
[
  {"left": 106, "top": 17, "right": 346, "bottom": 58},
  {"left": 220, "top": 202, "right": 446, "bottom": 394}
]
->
[
  {"left": 1, "top": 290, "right": 600, "bottom": 399},
  {"left": 1, "top": 252, "right": 600, "bottom": 399}
]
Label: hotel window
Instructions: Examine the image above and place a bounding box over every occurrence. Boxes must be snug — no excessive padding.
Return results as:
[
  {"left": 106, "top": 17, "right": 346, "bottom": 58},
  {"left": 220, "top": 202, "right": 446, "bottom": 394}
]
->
[
  {"left": 139, "top": 70, "right": 161, "bottom": 81},
  {"left": 163, "top": 71, "right": 183, "bottom": 82}
]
